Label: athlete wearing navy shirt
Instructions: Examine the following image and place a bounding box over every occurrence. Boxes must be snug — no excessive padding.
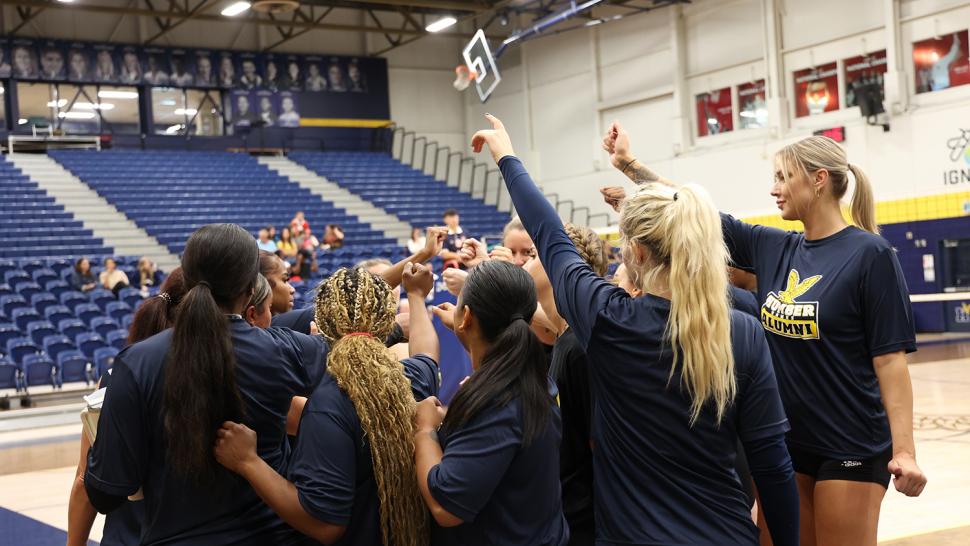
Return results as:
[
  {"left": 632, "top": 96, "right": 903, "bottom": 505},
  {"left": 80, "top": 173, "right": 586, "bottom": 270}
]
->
[
  {"left": 417, "top": 260, "right": 568, "bottom": 546},
  {"left": 472, "top": 114, "right": 798, "bottom": 545},
  {"left": 603, "top": 123, "right": 926, "bottom": 545},
  {"left": 84, "top": 225, "right": 328, "bottom": 545},
  {"left": 216, "top": 263, "right": 440, "bottom": 546}
]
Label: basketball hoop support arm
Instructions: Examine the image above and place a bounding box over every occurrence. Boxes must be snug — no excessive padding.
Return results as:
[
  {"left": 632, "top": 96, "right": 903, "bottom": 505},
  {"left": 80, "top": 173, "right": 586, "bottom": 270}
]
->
[{"left": 494, "top": 0, "right": 604, "bottom": 57}]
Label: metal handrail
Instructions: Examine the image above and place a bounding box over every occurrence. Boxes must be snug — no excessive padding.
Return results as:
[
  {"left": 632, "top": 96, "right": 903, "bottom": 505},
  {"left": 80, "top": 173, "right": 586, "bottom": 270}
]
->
[{"left": 411, "top": 136, "right": 427, "bottom": 167}]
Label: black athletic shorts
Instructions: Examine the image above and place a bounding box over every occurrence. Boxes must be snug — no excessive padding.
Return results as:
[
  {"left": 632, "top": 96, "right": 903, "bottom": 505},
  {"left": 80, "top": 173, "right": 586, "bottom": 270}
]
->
[{"left": 788, "top": 444, "right": 893, "bottom": 487}]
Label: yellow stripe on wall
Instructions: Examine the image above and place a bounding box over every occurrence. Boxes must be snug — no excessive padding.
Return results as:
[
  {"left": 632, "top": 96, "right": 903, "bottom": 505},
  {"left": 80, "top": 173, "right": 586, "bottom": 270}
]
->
[{"left": 298, "top": 118, "right": 393, "bottom": 128}]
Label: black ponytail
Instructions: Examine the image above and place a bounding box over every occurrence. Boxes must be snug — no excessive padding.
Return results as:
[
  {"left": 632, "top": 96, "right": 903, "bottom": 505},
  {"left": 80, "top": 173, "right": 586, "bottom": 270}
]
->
[
  {"left": 441, "top": 260, "right": 551, "bottom": 445},
  {"left": 163, "top": 224, "right": 258, "bottom": 483}
]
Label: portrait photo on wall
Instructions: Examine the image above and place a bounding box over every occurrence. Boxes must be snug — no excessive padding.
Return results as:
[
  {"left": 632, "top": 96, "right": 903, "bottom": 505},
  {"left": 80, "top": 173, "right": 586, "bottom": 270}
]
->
[
  {"left": 255, "top": 90, "right": 277, "bottom": 127},
  {"left": 0, "top": 44, "right": 11, "bottom": 78},
  {"left": 281, "top": 57, "right": 303, "bottom": 92},
  {"left": 263, "top": 55, "right": 282, "bottom": 92},
  {"left": 738, "top": 79, "right": 767, "bottom": 129},
  {"left": 143, "top": 48, "right": 170, "bottom": 86},
  {"left": 348, "top": 59, "right": 367, "bottom": 92},
  {"left": 93, "top": 44, "right": 119, "bottom": 83},
  {"left": 218, "top": 51, "right": 236, "bottom": 88},
  {"left": 193, "top": 51, "right": 216, "bottom": 87},
  {"left": 169, "top": 50, "right": 195, "bottom": 87},
  {"left": 327, "top": 58, "right": 348, "bottom": 92},
  {"left": 238, "top": 54, "right": 263, "bottom": 90},
  {"left": 66, "top": 45, "right": 95, "bottom": 82},
  {"left": 914, "top": 30, "right": 970, "bottom": 94},
  {"left": 10, "top": 41, "right": 38, "bottom": 79},
  {"left": 231, "top": 89, "right": 259, "bottom": 128},
  {"left": 277, "top": 91, "right": 301, "bottom": 128},
  {"left": 304, "top": 56, "right": 328, "bottom": 92},
  {"left": 793, "top": 62, "right": 839, "bottom": 117},
  {"left": 695, "top": 87, "right": 733, "bottom": 136},
  {"left": 120, "top": 46, "right": 143, "bottom": 84},
  {"left": 843, "top": 50, "right": 887, "bottom": 107},
  {"left": 38, "top": 41, "right": 66, "bottom": 80}
]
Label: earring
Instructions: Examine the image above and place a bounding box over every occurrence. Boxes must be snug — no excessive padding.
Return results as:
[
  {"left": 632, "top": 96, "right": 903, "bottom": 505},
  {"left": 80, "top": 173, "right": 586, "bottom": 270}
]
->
[{"left": 814, "top": 187, "right": 821, "bottom": 199}]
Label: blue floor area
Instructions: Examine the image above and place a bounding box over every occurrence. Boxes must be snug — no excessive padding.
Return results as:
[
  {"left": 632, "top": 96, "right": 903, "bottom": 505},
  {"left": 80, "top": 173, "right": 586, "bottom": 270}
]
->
[{"left": 0, "top": 506, "right": 97, "bottom": 546}]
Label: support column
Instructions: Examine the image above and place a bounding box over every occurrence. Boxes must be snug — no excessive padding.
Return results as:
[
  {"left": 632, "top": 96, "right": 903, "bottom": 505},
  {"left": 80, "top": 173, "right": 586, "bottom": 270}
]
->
[
  {"left": 762, "top": 0, "right": 788, "bottom": 137},
  {"left": 883, "top": 0, "right": 908, "bottom": 115},
  {"left": 669, "top": 5, "right": 691, "bottom": 155}
]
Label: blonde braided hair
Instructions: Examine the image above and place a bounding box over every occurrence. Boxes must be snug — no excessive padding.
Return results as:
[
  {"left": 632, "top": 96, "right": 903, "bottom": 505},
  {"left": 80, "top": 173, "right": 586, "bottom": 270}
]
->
[
  {"left": 314, "top": 268, "right": 429, "bottom": 546},
  {"left": 564, "top": 223, "right": 609, "bottom": 276}
]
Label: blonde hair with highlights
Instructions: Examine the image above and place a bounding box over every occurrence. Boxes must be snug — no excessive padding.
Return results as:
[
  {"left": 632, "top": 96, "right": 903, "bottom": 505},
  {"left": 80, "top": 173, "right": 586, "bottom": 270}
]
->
[
  {"left": 564, "top": 223, "right": 609, "bottom": 276},
  {"left": 776, "top": 135, "right": 877, "bottom": 234},
  {"left": 314, "top": 268, "right": 429, "bottom": 546},
  {"left": 619, "top": 184, "right": 736, "bottom": 425}
]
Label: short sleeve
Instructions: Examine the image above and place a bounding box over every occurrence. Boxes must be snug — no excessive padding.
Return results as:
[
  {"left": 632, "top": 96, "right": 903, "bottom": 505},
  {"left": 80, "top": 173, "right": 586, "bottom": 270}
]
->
[
  {"left": 862, "top": 248, "right": 917, "bottom": 357},
  {"left": 271, "top": 327, "right": 329, "bottom": 392},
  {"left": 85, "top": 357, "right": 147, "bottom": 497},
  {"left": 734, "top": 315, "right": 790, "bottom": 443},
  {"left": 402, "top": 355, "right": 439, "bottom": 401},
  {"left": 428, "top": 406, "right": 521, "bottom": 522},
  {"left": 721, "top": 213, "right": 792, "bottom": 274},
  {"left": 289, "top": 400, "right": 357, "bottom": 525}
]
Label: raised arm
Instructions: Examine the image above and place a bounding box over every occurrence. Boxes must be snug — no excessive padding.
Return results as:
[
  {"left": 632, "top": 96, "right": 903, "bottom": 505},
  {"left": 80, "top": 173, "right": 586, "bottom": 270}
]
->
[
  {"left": 381, "top": 227, "right": 446, "bottom": 289},
  {"left": 402, "top": 262, "right": 439, "bottom": 362},
  {"left": 602, "top": 121, "right": 675, "bottom": 187},
  {"left": 472, "top": 114, "right": 619, "bottom": 346}
]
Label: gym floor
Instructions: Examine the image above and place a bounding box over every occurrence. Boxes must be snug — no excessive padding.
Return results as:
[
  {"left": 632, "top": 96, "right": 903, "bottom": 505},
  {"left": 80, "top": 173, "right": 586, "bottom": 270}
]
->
[{"left": 1, "top": 337, "right": 968, "bottom": 545}]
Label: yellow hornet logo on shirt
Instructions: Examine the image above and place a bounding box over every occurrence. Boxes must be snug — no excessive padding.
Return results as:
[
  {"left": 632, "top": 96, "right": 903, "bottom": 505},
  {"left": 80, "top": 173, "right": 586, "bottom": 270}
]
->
[{"left": 761, "top": 270, "right": 823, "bottom": 340}]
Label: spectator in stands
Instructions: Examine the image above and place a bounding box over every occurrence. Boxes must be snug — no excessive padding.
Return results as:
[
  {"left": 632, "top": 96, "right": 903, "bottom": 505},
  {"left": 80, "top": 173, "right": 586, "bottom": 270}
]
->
[
  {"left": 68, "top": 268, "right": 187, "bottom": 546},
  {"left": 298, "top": 228, "right": 320, "bottom": 252},
  {"left": 84, "top": 224, "right": 328, "bottom": 546},
  {"left": 277, "top": 227, "right": 298, "bottom": 259},
  {"left": 290, "top": 211, "right": 309, "bottom": 236},
  {"left": 70, "top": 257, "right": 98, "bottom": 293},
  {"left": 99, "top": 258, "right": 130, "bottom": 297},
  {"left": 259, "top": 251, "right": 295, "bottom": 315},
  {"left": 321, "top": 224, "right": 344, "bottom": 250},
  {"left": 407, "top": 227, "right": 426, "bottom": 255},
  {"left": 257, "top": 229, "right": 278, "bottom": 253},
  {"left": 267, "top": 225, "right": 278, "bottom": 242},
  {"left": 137, "top": 257, "right": 164, "bottom": 291},
  {"left": 245, "top": 274, "right": 273, "bottom": 329},
  {"left": 441, "top": 209, "right": 467, "bottom": 268}
]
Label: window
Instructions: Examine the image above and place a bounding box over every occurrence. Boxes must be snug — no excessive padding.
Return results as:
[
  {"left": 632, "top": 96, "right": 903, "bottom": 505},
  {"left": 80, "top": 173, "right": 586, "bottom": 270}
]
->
[
  {"left": 152, "top": 87, "right": 224, "bottom": 136},
  {"left": 16, "top": 82, "right": 139, "bottom": 134}
]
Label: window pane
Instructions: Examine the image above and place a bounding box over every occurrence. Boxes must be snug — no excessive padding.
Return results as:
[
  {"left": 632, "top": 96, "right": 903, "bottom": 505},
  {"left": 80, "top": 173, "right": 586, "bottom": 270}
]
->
[
  {"left": 186, "top": 89, "right": 223, "bottom": 136},
  {"left": 57, "top": 85, "right": 99, "bottom": 134},
  {"left": 98, "top": 86, "right": 140, "bottom": 135},
  {"left": 151, "top": 87, "right": 186, "bottom": 135},
  {"left": 17, "top": 82, "right": 55, "bottom": 129}
]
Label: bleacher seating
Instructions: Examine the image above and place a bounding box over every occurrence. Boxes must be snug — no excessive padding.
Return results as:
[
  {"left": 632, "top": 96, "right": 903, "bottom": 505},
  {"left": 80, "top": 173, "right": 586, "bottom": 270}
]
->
[
  {"left": 50, "top": 150, "right": 396, "bottom": 255},
  {"left": 0, "top": 156, "right": 112, "bottom": 258},
  {"left": 289, "top": 151, "right": 511, "bottom": 238}
]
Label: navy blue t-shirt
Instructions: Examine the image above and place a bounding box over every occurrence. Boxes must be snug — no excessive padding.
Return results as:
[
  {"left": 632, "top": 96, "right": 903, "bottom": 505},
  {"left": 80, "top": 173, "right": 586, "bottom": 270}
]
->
[
  {"left": 730, "top": 286, "right": 760, "bottom": 319},
  {"left": 97, "top": 370, "right": 145, "bottom": 546},
  {"left": 428, "top": 382, "right": 568, "bottom": 546},
  {"left": 288, "top": 355, "right": 439, "bottom": 546},
  {"left": 85, "top": 318, "right": 328, "bottom": 545},
  {"left": 500, "top": 156, "right": 794, "bottom": 545},
  {"left": 722, "top": 215, "right": 917, "bottom": 459}
]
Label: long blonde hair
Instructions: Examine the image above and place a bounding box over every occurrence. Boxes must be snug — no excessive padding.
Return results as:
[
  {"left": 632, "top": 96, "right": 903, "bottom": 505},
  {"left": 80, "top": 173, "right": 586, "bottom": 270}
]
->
[
  {"left": 619, "top": 183, "right": 736, "bottom": 425},
  {"left": 776, "top": 135, "right": 877, "bottom": 233},
  {"left": 314, "top": 268, "right": 429, "bottom": 546}
]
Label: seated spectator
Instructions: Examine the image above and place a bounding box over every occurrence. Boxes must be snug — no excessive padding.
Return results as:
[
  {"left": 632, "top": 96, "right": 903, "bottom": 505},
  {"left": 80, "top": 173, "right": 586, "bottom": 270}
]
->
[
  {"left": 407, "top": 227, "right": 426, "bottom": 255},
  {"left": 290, "top": 211, "right": 309, "bottom": 237},
  {"left": 70, "top": 257, "right": 98, "bottom": 293},
  {"left": 322, "top": 224, "right": 344, "bottom": 250},
  {"left": 137, "top": 257, "right": 164, "bottom": 291},
  {"left": 99, "top": 258, "right": 130, "bottom": 296},
  {"left": 256, "top": 229, "right": 278, "bottom": 253},
  {"left": 441, "top": 209, "right": 467, "bottom": 268},
  {"left": 266, "top": 225, "right": 278, "bottom": 243},
  {"left": 277, "top": 227, "right": 298, "bottom": 259},
  {"left": 298, "top": 228, "right": 319, "bottom": 252}
]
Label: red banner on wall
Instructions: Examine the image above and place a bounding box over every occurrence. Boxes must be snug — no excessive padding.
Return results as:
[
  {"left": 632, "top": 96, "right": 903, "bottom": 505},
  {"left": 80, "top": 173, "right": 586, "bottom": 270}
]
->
[
  {"left": 794, "top": 62, "right": 839, "bottom": 118},
  {"left": 737, "top": 79, "right": 767, "bottom": 129},
  {"left": 843, "top": 50, "right": 887, "bottom": 107},
  {"left": 914, "top": 30, "right": 970, "bottom": 94},
  {"left": 695, "top": 87, "right": 733, "bottom": 137}
]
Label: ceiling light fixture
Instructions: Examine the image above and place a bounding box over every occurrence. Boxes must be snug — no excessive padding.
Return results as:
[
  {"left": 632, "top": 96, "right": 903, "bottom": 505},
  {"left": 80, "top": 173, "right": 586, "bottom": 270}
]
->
[
  {"left": 221, "top": 1, "right": 251, "bottom": 17},
  {"left": 426, "top": 16, "right": 457, "bottom": 33}
]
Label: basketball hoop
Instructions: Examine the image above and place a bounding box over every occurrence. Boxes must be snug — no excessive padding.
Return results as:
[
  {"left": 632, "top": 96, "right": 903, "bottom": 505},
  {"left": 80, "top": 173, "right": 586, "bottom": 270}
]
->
[{"left": 453, "top": 64, "right": 479, "bottom": 91}]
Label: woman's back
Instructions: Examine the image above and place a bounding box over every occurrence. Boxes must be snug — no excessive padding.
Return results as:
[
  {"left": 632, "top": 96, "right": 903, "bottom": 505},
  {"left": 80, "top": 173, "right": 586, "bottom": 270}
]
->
[{"left": 86, "top": 320, "right": 326, "bottom": 545}]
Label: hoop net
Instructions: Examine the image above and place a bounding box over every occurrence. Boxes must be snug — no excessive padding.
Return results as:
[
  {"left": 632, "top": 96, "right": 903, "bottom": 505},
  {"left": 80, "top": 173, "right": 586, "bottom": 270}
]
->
[{"left": 453, "top": 64, "right": 479, "bottom": 91}]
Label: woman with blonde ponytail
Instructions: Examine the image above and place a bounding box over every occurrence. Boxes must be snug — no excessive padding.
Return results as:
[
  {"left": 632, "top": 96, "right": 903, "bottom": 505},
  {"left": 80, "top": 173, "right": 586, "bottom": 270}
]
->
[
  {"left": 471, "top": 114, "right": 797, "bottom": 546},
  {"left": 215, "top": 264, "right": 440, "bottom": 546},
  {"left": 604, "top": 124, "right": 925, "bottom": 546}
]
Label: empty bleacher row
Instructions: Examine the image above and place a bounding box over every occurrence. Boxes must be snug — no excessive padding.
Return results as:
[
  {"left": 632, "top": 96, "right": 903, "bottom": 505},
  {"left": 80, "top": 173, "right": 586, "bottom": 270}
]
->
[
  {"left": 289, "top": 151, "right": 511, "bottom": 237},
  {"left": 0, "top": 156, "right": 112, "bottom": 259},
  {"left": 0, "top": 256, "right": 154, "bottom": 393},
  {"left": 49, "top": 150, "right": 396, "bottom": 256}
]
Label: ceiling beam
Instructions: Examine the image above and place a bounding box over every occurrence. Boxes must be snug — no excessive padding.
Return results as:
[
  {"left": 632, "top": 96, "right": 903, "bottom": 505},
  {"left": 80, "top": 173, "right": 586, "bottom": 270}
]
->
[
  {"left": 325, "top": 0, "right": 490, "bottom": 13},
  {"left": 264, "top": 6, "right": 336, "bottom": 50},
  {"left": 11, "top": 6, "right": 46, "bottom": 35},
  {"left": 144, "top": 0, "right": 215, "bottom": 44},
  {"left": 2, "top": 0, "right": 481, "bottom": 38}
]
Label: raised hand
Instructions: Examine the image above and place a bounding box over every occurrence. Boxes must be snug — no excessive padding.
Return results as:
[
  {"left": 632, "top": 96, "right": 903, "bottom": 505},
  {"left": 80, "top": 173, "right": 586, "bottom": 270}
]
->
[
  {"left": 459, "top": 238, "right": 489, "bottom": 269},
  {"left": 471, "top": 114, "right": 515, "bottom": 164},
  {"left": 432, "top": 302, "right": 457, "bottom": 330},
  {"left": 488, "top": 246, "right": 514, "bottom": 263},
  {"left": 403, "top": 262, "right": 434, "bottom": 299},
  {"left": 602, "top": 121, "right": 634, "bottom": 171},
  {"left": 600, "top": 186, "right": 627, "bottom": 212},
  {"left": 442, "top": 268, "right": 468, "bottom": 296},
  {"left": 423, "top": 226, "right": 447, "bottom": 259}
]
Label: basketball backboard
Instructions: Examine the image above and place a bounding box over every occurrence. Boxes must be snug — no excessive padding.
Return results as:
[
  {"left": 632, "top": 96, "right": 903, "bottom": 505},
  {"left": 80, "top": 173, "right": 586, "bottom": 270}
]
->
[{"left": 463, "top": 29, "right": 501, "bottom": 103}]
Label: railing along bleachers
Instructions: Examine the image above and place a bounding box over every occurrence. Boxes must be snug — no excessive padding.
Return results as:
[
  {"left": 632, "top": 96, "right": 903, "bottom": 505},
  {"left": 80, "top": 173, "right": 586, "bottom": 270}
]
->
[{"left": 49, "top": 150, "right": 396, "bottom": 256}]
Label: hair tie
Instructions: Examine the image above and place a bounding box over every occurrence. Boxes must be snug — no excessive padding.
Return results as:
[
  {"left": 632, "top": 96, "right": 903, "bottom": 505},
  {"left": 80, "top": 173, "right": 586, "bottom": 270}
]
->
[
  {"left": 197, "top": 280, "right": 212, "bottom": 290},
  {"left": 672, "top": 192, "right": 679, "bottom": 201},
  {"left": 344, "top": 332, "right": 374, "bottom": 339},
  {"left": 157, "top": 292, "right": 171, "bottom": 303},
  {"left": 509, "top": 313, "right": 525, "bottom": 323}
]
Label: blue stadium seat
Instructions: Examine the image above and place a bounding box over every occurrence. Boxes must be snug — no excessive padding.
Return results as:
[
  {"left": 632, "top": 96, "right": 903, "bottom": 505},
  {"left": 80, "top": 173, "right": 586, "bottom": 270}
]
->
[
  {"left": 75, "top": 303, "right": 103, "bottom": 325},
  {"left": 76, "top": 332, "right": 107, "bottom": 358},
  {"left": 58, "top": 319, "right": 88, "bottom": 341},
  {"left": 105, "top": 301, "right": 132, "bottom": 321},
  {"left": 89, "top": 289, "right": 115, "bottom": 310},
  {"left": 105, "top": 329, "right": 128, "bottom": 350},
  {"left": 4, "top": 270, "right": 31, "bottom": 287},
  {"left": 1, "top": 295, "right": 29, "bottom": 317},
  {"left": 6, "top": 337, "right": 40, "bottom": 364},
  {"left": 26, "top": 320, "right": 56, "bottom": 345},
  {"left": 12, "top": 308, "right": 42, "bottom": 330},
  {"left": 43, "top": 334, "right": 75, "bottom": 361},
  {"left": 14, "top": 281, "right": 43, "bottom": 301},
  {"left": 20, "top": 260, "right": 47, "bottom": 275},
  {"left": 30, "top": 293, "right": 59, "bottom": 316},
  {"left": 121, "top": 314, "right": 135, "bottom": 330},
  {"left": 31, "top": 268, "right": 58, "bottom": 287},
  {"left": 22, "top": 353, "right": 56, "bottom": 388},
  {"left": 0, "top": 261, "right": 16, "bottom": 280},
  {"left": 119, "top": 287, "right": 144, "bottom": 309},
  {"left": 94, "top": 346, "right": 119, "bottom": 378},
  {"left": 60, "top": 291, "right": 88, "bottom": 312},
  {"left": 0, "top": 284, "right": 12, "bottom": 298},
  {"left": 90, "top": 317, "right": 119, "bottom": 338},
  {"left": 45, "top": 305, "right": 73, "bottom": 326},
  {"left": 0, "top": 357, "right": 19, "bottom": 390},
  {"left": 0, "top": 323, "right": 21, "bottom": 350},
  {"left": 57, "top": 350, "right": 90, "bottom": 385},
  {"left": 44, "top": 280, "right": 71, "bottom": 298}
]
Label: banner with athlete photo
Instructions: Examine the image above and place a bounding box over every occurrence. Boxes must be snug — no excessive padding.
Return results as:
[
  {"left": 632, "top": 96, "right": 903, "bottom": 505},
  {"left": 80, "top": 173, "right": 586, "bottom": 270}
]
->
[
  {"left": 913, "top": 31, "right": 970, "bottom": 94},
  {"left": 254, "top": 89, "right": 277, "bottom": 127},
  {"left": 793, "top": 62, "right": 839, "bottom": 118},
  {"left": 91, "top": 43, "right": 120, "bottom": 83},
  {"left": 9, "top": 39, "right": 39, "bottom": 79},
  {"left": 65, "top": 43, "right": 95, "bottom": 82},
  {"left": 843, "top": 50, "right": 887, "bottom": 107},
  {"left": 695, "top": 87, "right": 733, "bottom": 137},
  {"left": 276, "top": 91, "right": 301, "bottom": 128},
  {"left": 737, "top": 80, "right": 767, "bottom": 129},
  {"left": 37, "top": 40, "right": 66, "bottom": 81},
  {"left": 230, "top": 89, "right": 258, "bottom": 129}
]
